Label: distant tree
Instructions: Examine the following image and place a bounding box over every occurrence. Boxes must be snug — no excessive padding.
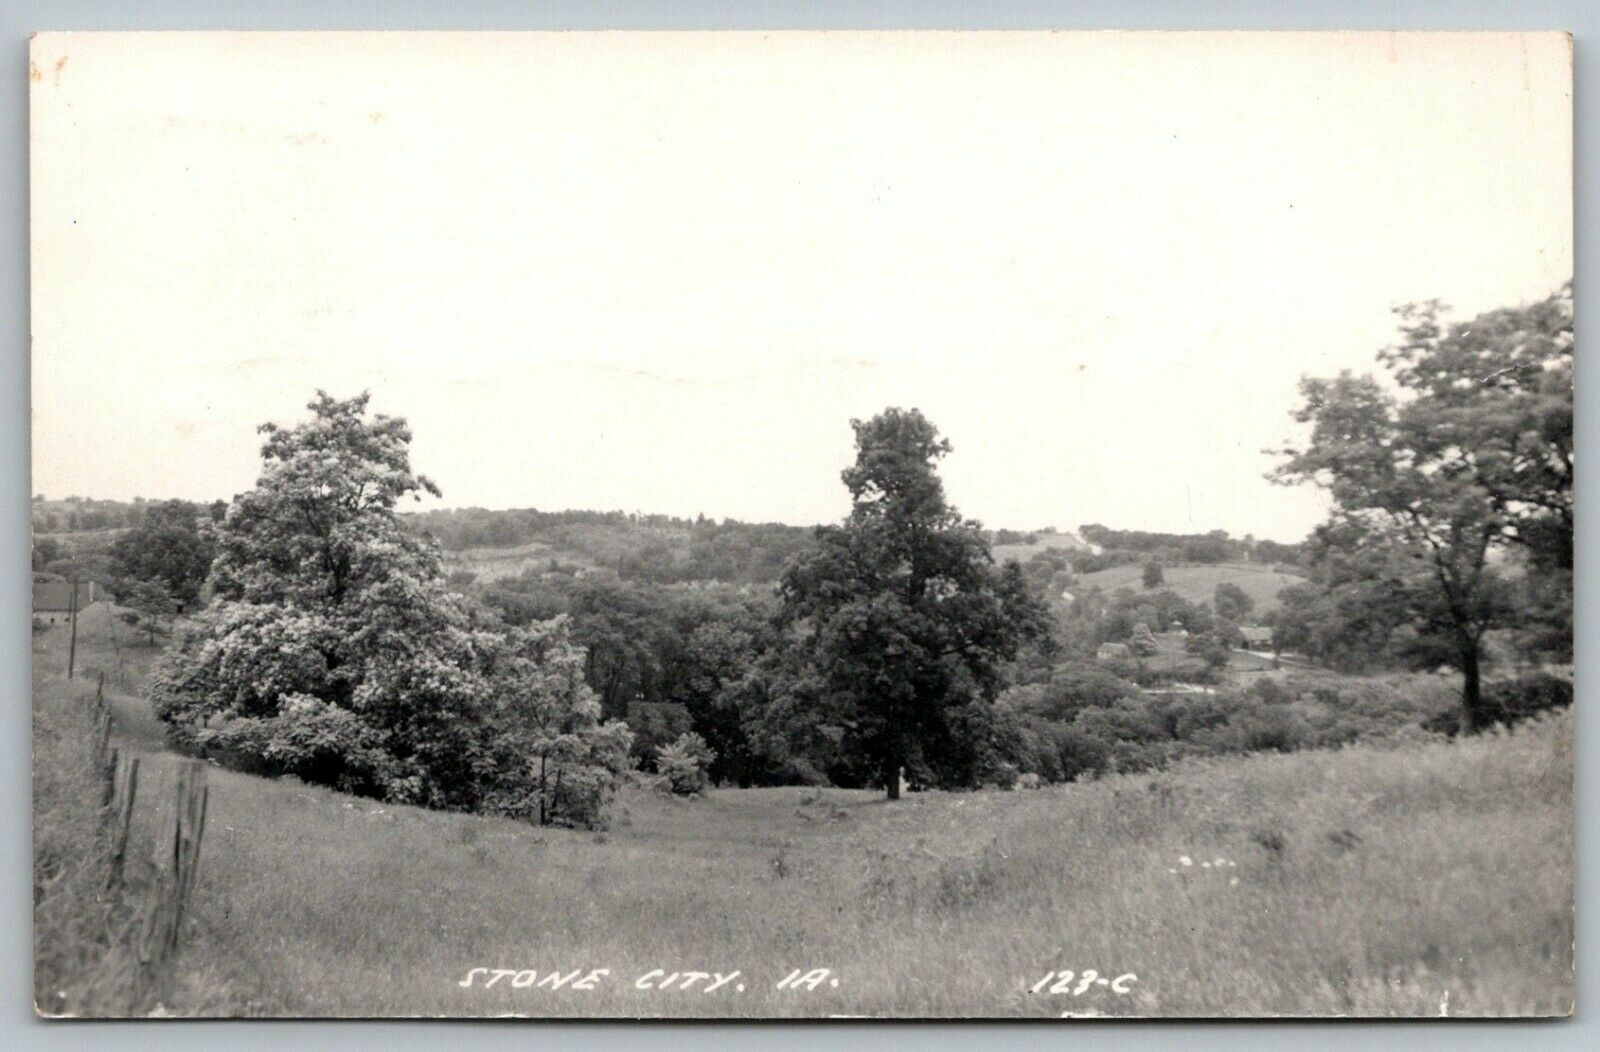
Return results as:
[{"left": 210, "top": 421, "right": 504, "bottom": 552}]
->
[
  {"left": 777, "top": 408, "right": 1048, "bottom": 799},
  {"left": 116, "top": 578, "right": 178, "bottom": 645},
  {"left": 656, "top": 731, "right": 716, "bottom": 796},
  {"left": 1141, "top": 562, "right": 1165, "bottom": 589},
  {"left": 31, "top": 537, "right": 60, "bottom": 571},
  {"left": 1212, "top": 581, "right": 1255, "bottom": 623},
  {"left": 1009, "top": 662, "right": 1140, "bottom": 722},
  {"left": 484, "top": 618, "right": 633, "bottom": 827},
  {"left": 1184, "top": 630, "right": 1232, "bottom": 670},
  {"left": 1181, "top": 536, "right": 1231, "bottom": 563},
  {"left": 1128, "top": 621, "right": 1160, "bottom": 656},
  {"left": 1275, "top": 284, "right": 1571, "bottom": 730},
  {"left": 109, "top": 499, "right": 215, "bottom": 609}
]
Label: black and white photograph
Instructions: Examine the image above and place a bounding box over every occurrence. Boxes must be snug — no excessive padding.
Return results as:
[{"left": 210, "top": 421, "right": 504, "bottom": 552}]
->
[{"left": 28, "top": 30, "right": 1574, "bottom": 1019}]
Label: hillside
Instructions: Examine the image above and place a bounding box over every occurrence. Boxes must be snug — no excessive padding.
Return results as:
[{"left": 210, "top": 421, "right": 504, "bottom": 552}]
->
[
  {"left": 35, "top": 615, "right": 1573, "bottom": 1018},
  {"left": 990, "top": 530, "right": 1095, "bottom": 564},
  {"left": 1077, "top": 561, "right": 1305, "bottom": 614}
]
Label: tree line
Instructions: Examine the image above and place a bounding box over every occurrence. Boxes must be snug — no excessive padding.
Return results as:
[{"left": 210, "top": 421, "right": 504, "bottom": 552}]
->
[{"left": 62, "top": 282, "right": 1571, "bottom": 826}]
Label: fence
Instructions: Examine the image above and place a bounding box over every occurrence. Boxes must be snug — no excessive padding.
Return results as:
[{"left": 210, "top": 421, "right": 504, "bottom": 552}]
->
[{"left": 84, "top": 675, "right": 210, "bottom": 988}]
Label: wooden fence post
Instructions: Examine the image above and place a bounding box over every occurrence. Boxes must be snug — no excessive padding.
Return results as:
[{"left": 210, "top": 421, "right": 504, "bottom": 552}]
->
[
  {"left": 106, "top": 756, "right": 140, "bottom": 891},
  {"left": 137, "top": 760, "right": 209, "bottom": 976},
  {"left": 87, "top": 675, "right": 116, "bottom": 809}
]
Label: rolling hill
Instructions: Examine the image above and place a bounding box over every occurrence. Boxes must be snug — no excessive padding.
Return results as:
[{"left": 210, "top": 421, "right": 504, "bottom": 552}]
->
[{"left": 1075, "top": 561, "right": 1305, "bottom": 614}]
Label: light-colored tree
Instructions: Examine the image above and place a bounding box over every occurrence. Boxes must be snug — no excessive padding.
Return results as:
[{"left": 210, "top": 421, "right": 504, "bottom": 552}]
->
[{"left": 485, "top": 617, "right": 633, "bottom": 827}]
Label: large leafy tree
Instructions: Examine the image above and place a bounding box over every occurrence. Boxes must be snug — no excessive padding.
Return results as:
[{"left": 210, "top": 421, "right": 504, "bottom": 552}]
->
[
  {"left": 152, "top": 393, "right": 496, "bottom": 804},
  {"left": 777, "top": 408, "right": 1047, "bottom": 798},
  {"left": 151, "top": 392, "right": 636, "bottom": 821},
  {"left": 1274, "top": 284, "right": 1572, "bottom": 730}
]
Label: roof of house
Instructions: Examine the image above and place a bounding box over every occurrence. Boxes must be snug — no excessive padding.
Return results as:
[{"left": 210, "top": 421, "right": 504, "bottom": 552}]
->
[
  {"left": 32, "top": 579, "right": 92, "bottom": 613},
  {"left": 1239, "top": 626, "right": 1273, "bottom": 643}
]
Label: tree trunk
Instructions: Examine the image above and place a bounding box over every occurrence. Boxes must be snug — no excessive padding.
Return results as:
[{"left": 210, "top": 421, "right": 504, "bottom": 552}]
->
[
  {"left": 884, "top": 752, "right": 901, "bottom": 800},
  {"left": 1460, "top": 641, "right": 1487, "bottom": 733}
]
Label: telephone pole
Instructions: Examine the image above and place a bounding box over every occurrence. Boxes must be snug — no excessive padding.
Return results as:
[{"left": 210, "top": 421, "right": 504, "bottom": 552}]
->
[{"left": 67, "top": 571, "right": 80, "bottom": 679}]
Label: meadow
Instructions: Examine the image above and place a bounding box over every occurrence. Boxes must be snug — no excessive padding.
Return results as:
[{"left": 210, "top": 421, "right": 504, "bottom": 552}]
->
[
  {"left": 1075, "top": 562, "right": 1306, "bottom": 615},
  {"left": 34, "top": 611, "right": 1573, "bottom": 1018}
]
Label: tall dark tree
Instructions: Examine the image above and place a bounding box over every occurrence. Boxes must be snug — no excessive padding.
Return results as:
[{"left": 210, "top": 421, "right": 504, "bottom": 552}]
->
[
  {"left": 109, "top": 499, "right": 217, "bottom": 609},
  {"left": 777, "top": 409, "right": 1047, "bottom": 798},
  {"left": 1274, "top": 284, "right": 1572, "bottom": 730},
  {"left": 1212, "top": 581, "right": 1255, "bottom": 623}
]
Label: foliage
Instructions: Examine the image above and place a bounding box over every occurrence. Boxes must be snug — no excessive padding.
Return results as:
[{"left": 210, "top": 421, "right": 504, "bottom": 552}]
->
[
  {"left": 408, "top": 506, "right": 817, "bottom": 585},
  {"left": 1184, "top": 631, "right": 1233, "bottom": 670},
  {"left": 32, "top": 536, "right": 61, "bottom": 570},
  {"left": 481, "top": 572, "right": 780, "bottom": 785},
  {"left": 115, "top": 578, "right": 179, "bottom": 644},
  {"left": 1141, "top": 562, "right": 1165, "bottom": 589},
  {"left": 1274, "top": 284, "right": 1572, "bottom": 730},
  {"left": 109, "top": 499, "right": 220, "bottom": 609},
  {"left": 1128, "top": 622, "right": 1160, "bottom": 656},
  {"left": 149, "top": 392, "right": 631, "bottom": 825},
  {"left": 483, "top": 618, "right": 633, "bottom": 828},
  {"left": 1212, "top": 581, "right": 1254, "bottom": 623},
  {"left": 777, "top": 408, "right": 1049, "bottom": 798},
  {"left": 656, "top": 732, "right": 716, "bottom": 796}
]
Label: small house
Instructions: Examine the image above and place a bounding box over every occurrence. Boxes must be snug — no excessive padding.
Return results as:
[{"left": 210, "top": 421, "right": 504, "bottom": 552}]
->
[
  {"left": 32, "top": 573, "right": 103, "bottom": 624},
  {"left": 1239, "top": 626, "right": 1274, "bottom": 650},
  {"left": 1096, "top": 641, "right": 1132, "bottom": 662}
]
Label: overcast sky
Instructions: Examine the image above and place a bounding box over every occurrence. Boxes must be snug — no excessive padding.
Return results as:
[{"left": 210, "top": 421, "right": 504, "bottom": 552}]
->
[{"left": 31, "top": 31, "right": 1571, "bottom": 542}]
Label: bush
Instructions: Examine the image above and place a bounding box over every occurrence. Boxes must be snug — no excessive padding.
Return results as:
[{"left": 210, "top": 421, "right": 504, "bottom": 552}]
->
[
  {"left": 1485, "top": 675, "right": 1573, "bottom": 725},
  {"left": 657, "top": 732, "right": 716, "bottom": 795},
  {"left": 1426, "top": 674, "right": 1575, "bottom": 736},
  {"left": 1224, "top": 706, "right": 1310, "bottom": 753}
]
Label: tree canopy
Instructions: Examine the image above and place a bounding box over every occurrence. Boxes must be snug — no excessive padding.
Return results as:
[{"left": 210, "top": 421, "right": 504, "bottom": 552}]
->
[
  {"left": 151, "top": 392, "right": 631, "bottom": 823},
  {"left": 776, "top": 408, "right": 1047, "bottom": 798},
  {"left": 1274, "top": 284, "right": 1572, "bottom": 729}
]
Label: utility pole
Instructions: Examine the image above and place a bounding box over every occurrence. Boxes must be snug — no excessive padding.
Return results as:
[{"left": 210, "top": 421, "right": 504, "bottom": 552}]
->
[{"left": 67, "top": 572, "right": 80, "bottom": 679}]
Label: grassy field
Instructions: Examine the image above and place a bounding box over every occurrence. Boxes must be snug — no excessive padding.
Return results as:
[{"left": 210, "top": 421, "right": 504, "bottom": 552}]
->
[
  {"left": 442, "top": 539, "right": 579, "bottom": 583},
  {"left": 1076, "top": 561, "right": 1306, "bottom": 615},
  {"left": 34, "top": 615, "right": 1573, "bottom": 1018},
  {"left": 991, "top": 531, "right": 1093, "bottom": 564}
]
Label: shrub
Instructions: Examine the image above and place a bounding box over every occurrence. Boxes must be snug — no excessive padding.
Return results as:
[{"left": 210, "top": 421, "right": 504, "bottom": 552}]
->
[
  {"left": 1484, "top": 675, "right": 1573, "bottom": 725},
  {"left": 1224, "top": 706, "right": 1310, "bottom": 753},
  {"left": 657, "top": 732, "right": 716, "bottom": 796},
  {"left": 1426, "top": 674, "right": 1574, "bottom": 736}
]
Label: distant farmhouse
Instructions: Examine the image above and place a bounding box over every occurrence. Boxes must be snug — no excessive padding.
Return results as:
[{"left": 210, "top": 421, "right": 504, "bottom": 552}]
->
[
  {"left": 31, "top": 572, "right": 107, "bottom": 624},
  {"left": 1238, "top": 626, "right": 1274, "bottom": 650},
  {"left": 1095, "top": 641, "right": 1132, "bottom": 662}
]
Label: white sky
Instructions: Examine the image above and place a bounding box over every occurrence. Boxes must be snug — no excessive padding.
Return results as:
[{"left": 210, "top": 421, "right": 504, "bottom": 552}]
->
[{"left": 31, "top": 32, "right": 1572, "bottom": 542}]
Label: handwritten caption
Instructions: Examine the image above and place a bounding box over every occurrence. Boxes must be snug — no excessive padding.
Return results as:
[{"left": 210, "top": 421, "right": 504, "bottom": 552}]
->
[
  {"left": 458, "top": 965, "right": 1137, "bottom": 1003},
  {"left": 458, "top": 966, "right": 841, "bottom": 995},
  {"left": 1030, "top": 969, "right": 1137, "bottom": 996}
]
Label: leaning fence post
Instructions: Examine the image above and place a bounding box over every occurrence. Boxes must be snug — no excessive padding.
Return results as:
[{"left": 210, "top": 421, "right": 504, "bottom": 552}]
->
[
  {"left": 106, "top": 755, "right": 140, "bottom": 891},
  {"left": 136, "top": 760, "right": 208, "bottom": 976}
]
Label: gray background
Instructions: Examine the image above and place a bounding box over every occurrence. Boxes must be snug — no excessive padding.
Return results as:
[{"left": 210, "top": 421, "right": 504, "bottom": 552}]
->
[{"left": 3, "top": 2, "right": 1592, "bottom": 1049}]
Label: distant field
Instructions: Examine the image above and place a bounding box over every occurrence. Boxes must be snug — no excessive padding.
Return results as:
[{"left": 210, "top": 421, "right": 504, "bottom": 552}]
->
[
  {"left": 34, "top": 618, "right": 1573, "bottom": 1018},
  {"left": 1077, "top": 562, "right": 1305, "bottom": 614},
  {"left": 442, "top": 540, "right": 590, "bottom": 583},
  {"left": 992, "top": 531, "right": 1093, "bottom": 564}
]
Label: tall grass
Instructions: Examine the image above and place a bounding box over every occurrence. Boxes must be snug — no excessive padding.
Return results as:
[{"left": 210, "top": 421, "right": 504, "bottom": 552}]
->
[
  {"left": 34, "top": 617, "right": 1573, "bottom": 1018},
  {"left": 32, "top": 664, "right": 147, "bottom": 1015}
]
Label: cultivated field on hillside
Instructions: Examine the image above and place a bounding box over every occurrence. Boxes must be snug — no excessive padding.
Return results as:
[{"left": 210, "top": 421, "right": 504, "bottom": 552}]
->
[
  {"left": 442, "top": 539, "right": 587, "bottom": 583},
  {"left": 1076, "top": 562, "right": 1305, "bottom": 614},
  {"left": 990, "top": 531, "right": 1093, "bottom": 564},
  {"left": 34, "top": 617, "right": 1572, "bottom": 1019}
]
